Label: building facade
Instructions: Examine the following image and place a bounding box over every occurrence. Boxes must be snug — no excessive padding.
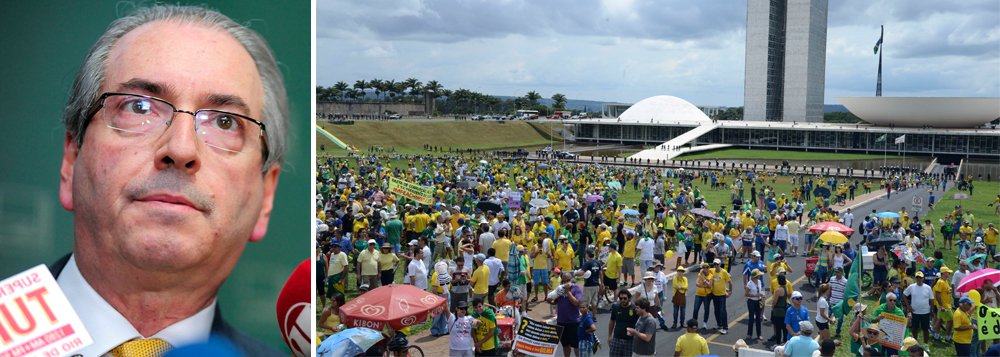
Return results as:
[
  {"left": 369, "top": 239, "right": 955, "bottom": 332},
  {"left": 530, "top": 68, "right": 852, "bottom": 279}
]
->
[{"left": 744, "top": 0, "right": 828, "bottom": 122}]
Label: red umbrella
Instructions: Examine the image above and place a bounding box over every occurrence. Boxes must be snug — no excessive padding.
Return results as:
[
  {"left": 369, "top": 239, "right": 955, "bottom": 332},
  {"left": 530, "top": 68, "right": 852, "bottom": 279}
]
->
[
  {"left": 956, "top": 268, "right": 1000, "bottom": 293},
  {"left": 340, "top": 284, "right": 447, "bottom": 331},
  {"left": 808, "top": 221, "right": 855, "bottom": 236}
]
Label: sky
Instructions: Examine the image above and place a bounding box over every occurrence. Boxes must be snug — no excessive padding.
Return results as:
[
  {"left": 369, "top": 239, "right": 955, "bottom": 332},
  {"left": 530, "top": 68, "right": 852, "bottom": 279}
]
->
[{"left": 317, "top": 0, "right": 1000, "bottom": 107}]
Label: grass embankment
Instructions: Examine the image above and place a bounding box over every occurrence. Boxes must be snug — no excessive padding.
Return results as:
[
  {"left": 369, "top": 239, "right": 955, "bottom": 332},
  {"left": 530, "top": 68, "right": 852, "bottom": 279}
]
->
[
  {"left": 676, "top": 148, "right": 906, "bottom": 161},
  {"left": 316, "top": 120, "right": 564, "bottom": 156}
]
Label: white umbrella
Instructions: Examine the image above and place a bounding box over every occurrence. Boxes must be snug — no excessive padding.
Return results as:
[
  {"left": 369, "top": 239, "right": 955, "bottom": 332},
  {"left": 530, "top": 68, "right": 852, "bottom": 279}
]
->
[{"left": 529, "top": 199, "right": 549, "bottom": 208}]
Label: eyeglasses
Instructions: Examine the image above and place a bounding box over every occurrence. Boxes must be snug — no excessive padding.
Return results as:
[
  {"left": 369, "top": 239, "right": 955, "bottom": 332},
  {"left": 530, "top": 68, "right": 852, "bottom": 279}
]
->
[
  {"left": 887, "top": 299, "right": 897, "bottom": 302},
  {"left": 86, "top": 92, "right": 268, "bottom": 160},
  {"left": 619, "top": 296, "right": 629, "bottom": 300},
  {"left": 792, "top": 297, "right": 803, "bottom": 300}
]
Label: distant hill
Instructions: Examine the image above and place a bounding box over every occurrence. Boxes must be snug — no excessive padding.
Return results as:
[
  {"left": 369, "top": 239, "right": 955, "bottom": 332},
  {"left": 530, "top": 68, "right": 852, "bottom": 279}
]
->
[
  {"left": 494, "top": 95, "right": 613, "bottom": 112},
  {"left": 825, "top": 104, "right": 849, "bottom": 113}
]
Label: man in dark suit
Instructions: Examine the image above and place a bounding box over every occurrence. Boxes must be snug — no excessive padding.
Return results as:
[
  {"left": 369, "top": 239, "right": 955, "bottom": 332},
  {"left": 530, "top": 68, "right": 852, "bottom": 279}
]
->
[{"left": 55, "top": 5, "right": 288, "bottom": 356}]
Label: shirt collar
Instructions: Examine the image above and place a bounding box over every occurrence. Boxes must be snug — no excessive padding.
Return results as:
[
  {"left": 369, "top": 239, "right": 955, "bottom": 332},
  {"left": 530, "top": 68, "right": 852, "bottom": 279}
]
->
[{"left": 57, "top": 255, "right": 216, "bottom": 356}]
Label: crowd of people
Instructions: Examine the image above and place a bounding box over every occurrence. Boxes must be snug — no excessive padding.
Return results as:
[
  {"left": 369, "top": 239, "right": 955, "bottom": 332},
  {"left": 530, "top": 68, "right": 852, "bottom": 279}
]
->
[{"left": 317, "top": 152, "right": 995, "bottom": 357}]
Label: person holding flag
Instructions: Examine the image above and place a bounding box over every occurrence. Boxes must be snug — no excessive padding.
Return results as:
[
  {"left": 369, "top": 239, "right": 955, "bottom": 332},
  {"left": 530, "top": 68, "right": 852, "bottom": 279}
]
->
[{"left": 831, "top": 247, "right": 863, "bottom": 338}]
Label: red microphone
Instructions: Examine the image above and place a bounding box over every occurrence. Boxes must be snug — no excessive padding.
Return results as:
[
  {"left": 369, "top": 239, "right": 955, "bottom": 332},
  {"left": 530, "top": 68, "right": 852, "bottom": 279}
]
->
[{"left": 276, "top": 259, "right": 311, "bottom": 357}]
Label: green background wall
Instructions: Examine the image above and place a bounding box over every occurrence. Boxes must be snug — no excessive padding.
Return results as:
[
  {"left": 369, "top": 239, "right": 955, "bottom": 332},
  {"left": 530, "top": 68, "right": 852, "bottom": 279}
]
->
[{"left": 0, "top": 1, "right": 311, "bottom": 351}]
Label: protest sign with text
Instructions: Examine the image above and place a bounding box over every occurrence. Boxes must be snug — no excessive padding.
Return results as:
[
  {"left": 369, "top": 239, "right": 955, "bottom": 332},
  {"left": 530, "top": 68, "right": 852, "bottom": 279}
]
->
[{"left": 0, "top": 265, "right": 92, "bottom": 357}]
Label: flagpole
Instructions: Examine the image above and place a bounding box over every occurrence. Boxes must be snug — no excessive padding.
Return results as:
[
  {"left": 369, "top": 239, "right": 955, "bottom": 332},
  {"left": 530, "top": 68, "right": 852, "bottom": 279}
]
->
[{"left": 876, "top": 25, "right": 883, "bottom": 97}]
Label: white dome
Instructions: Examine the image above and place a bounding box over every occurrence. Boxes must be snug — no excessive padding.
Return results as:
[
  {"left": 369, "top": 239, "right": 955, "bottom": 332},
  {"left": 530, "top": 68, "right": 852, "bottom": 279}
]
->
[
  {"left": 838, "top": 96, "right": 1000, "bottom": 128},
  {"left": 617, "top": 95, "right": 711, "bottom": 124}
]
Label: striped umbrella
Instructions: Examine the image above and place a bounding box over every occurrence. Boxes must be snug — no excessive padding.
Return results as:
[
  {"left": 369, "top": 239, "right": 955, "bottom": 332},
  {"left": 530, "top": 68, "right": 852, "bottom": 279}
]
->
[{"left": 956, "top": 268, "right": 1000, "bottom": 293}]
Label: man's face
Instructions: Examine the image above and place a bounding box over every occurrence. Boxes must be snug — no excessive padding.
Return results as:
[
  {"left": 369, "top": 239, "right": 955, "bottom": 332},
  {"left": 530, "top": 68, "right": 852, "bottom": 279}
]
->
[{"left": 60, "top": 22, "right": 277, "bottom": 278}]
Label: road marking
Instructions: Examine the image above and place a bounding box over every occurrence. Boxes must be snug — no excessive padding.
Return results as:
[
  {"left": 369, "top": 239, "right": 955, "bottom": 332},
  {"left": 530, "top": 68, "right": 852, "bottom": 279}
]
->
[{"left": 705, "top": 274, "right": 807, "bottom": 343}]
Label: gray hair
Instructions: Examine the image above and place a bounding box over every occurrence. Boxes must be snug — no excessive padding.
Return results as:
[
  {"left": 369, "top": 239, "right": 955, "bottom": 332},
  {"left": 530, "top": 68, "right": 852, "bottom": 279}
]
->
[{"left": 63, "top": 4, "right": 288, "bottom": 172}]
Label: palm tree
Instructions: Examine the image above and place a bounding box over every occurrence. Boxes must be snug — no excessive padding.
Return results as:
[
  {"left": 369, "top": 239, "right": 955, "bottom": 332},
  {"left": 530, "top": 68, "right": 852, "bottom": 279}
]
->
[
  {"left": 424, "top": 80, "right": 444, "bottom": 98},
  {"left": 369, "top": 79, "right": 384, "bottom": 100},
  {"left": 353, "top": 80, "right": 368, "bottom": 100},
  {"left": 551, "top": 93, "right": 567, "bottom": 110},
  {"left": 403, "top": 78, "right": 422, "bottom": 100},
  {"left": 333, "top": 81, "right": 350, "bottom": 100},
  {"left": 525, "top": 91, "right": 542, "bottom": 106},
  {"left": 384, "top": 79, "right": 398, "bottom": 101}
]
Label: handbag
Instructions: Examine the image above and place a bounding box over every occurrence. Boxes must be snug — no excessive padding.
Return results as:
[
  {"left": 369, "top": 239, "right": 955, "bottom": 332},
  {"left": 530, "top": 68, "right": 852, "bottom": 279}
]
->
[{"left": 672, "top": 290, "right": 686, "bottom": 305}]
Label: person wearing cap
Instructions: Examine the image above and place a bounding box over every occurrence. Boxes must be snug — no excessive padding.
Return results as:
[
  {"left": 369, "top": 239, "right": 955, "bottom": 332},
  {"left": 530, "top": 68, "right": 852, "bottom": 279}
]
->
[
  {"left": 470, "top": 254, "right": 490, "bottom": 302},
  {"left": 604, "top": 242, "right": 624, "bottom": 290},
  {"left": 385, "top": 211, "right": 404, "bottom": 254},
  {"left": 378, "top": 243, "right": 400, "bottom": 286},
  {"left": 954, "top": 296, "right": 976, "bottom": 356},
  {"left": 782, "top": 321, "right": 819, "bottom": 357},
  {"left": 904, "top": 271, "right": 934, "bottom": 345},
  {"left": 674, "top": 319, "right": 709, "bottom": 357},
  {"left": 710, "top": 258, "right": 732, "bottom": 334},
  {"left": 692, "top": 263, "right": 713, "bottom": 330},
  {"left": 742, "top": 250, "right": 768, "bottom": 288},
  {"left": 848, "top": 303, "right": 875, "bottom": 355},
  {"left": 785, "top": 291, "right": 810, "bottom": 339},
  {"left": 933, "top": 265, "right": 953, "bottom": 341},
  {"left": 745, "top": 269, "right": 765, "bottom": 341},
  {"left": 668, "top": 265, "right": 688, "bottom": 329},
  {"left": 327, "top": 242, "right": 350, "bottom": 299},
  {"left": 445, "top": 299, "right": 481, "bottom": 357},
  {"left": 356, "top": 238, "right": 381, "bottom": 289}
]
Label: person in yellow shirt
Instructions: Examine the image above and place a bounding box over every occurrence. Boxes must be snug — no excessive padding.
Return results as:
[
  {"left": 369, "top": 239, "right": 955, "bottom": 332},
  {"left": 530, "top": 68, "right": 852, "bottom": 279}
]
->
[
  {"left": 986, "top": 223, "right": 999, "bottom": 256},
  {"left": 493, "top": 234, "right": 513, "bottom": 264},
  {"left": 471, "top": 254, "right": 491, "bottom": 301},
  {"left": 356, "top": 239, "right": 381, "bottom": 288},
  {"left": 554, "top": 237, "right": 575, "bottom": 271},
  {"left": 623, "top": 231, "right": 639, "bottom": 285},
  {"left": 597, "top": 224, "right": 612, "bottom": 246},
  {"left": 933, "top": 266, "right": 953, "bottom": 340},
  {"left": 530, "top": 237, "right": 552, "bottom": 302},
  {"left": 604, "top": 243, "right": 623, "bottom": 289},
  {"left": 953, "top": 297, "right": 975, "bottom": 355},
  {"left": 675, "top": 319, "right": 709, "bottom": 357},
  {"left": 670, "top": 265, "right": 689, "bottom": 329},
  {"left": 709, "top": 259, "right": 732, "bottom": 334},
  {"left": 693, "top": 263, "right": 713, "bottom": 329}
]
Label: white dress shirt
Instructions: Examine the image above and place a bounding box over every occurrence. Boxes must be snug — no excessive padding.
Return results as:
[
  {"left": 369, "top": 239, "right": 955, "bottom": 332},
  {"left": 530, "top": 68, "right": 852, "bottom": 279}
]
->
[{"left": 57, "top": 255, "right": 215, "bottom": 356}]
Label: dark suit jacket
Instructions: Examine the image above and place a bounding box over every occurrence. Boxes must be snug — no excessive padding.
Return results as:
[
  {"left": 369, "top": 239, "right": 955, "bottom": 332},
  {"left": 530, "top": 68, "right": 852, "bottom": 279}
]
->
[{"left": 50, "top": 254, "right": 284, "bottom": 357}]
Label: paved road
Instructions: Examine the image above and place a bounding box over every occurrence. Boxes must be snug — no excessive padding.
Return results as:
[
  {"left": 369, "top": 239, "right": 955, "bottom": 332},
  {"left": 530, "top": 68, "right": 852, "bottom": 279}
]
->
[{"left": 551, "top": 184, "right": 933, "bottom": 356}]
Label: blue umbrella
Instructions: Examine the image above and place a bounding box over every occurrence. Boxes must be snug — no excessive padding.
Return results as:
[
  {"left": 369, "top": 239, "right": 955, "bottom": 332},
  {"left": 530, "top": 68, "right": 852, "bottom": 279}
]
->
[
  {"left": 318, "top": 328, "right": 384, "bottom": 357},
  {"left": 621, "top": 209, "right": 640, "bottom": 216},
  {"left": 876, "top": 212, "right": 900, "bottom": 219}
]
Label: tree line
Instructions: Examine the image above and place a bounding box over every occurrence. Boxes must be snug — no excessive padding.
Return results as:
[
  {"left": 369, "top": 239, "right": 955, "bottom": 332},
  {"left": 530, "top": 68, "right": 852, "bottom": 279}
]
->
[{"left": 316, "top": 78, "right": 571, "bottom": 116}]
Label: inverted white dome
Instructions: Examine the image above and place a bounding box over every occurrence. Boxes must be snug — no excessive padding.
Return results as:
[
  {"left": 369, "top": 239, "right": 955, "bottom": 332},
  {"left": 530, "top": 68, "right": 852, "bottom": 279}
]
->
[
  {"left": 839, "top": 96, "right": 1000, "bottom": 128},
  {"left": 617, "top": 95, "right": 712, "bottom": 124}
]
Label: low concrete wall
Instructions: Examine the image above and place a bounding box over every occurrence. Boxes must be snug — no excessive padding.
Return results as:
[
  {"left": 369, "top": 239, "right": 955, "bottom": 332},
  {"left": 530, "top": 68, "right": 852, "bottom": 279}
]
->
[{"left": 318, "top": 101, "right": 426, "bottom": 116}]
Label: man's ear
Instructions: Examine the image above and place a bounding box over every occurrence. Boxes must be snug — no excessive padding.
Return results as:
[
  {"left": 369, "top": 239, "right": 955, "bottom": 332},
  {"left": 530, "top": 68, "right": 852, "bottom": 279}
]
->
[
  {"left": 59, "top": 133, "right": 78, "bottom": 211},
  {"left": 249, "top": 165, "right": 280, "bottom": 242}
]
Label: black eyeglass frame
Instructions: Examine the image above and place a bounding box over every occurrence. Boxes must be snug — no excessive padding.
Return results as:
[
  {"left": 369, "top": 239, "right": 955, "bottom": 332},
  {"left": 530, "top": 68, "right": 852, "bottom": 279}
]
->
[{"left": 85, "top": 92, "right": 270, "bottom": 161}]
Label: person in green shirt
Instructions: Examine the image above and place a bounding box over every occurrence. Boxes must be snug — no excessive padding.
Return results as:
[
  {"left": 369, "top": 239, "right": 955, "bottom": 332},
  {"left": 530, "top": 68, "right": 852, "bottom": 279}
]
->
[
  {"left": 471, "top": 297, "right": 499, "bottom": 355},
  {"left": 385, "top": 214, "right": 404, "bottom": 254},
  {"left": 870, "top": 292, "right": 907, "bottom": 356}
]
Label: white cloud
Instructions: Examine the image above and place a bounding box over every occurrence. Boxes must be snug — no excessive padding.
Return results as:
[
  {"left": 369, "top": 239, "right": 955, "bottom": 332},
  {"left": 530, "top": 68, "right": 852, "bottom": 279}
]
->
[{"left": 319, "top": 0, "right": 1000, "bottom": 106}]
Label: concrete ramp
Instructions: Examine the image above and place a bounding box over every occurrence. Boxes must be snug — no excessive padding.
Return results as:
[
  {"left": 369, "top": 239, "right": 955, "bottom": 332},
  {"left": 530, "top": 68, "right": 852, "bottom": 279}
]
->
[
  {"left": 316, "top": 126, "right": 349, "bottom": 149},
  {"left": 629, "top": 123, "right": 721, "bottom": 161}
]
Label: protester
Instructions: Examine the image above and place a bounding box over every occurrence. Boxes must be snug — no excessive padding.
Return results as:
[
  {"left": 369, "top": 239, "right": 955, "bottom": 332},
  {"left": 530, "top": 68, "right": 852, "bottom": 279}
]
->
[
  {"left": 628, "top": 298, "right": 658, "bottom": 356},
  {"left": 608, "top": 289, "right": 637, "bottom": 356},
  {"left": 674, "top": 319, "right": 709, "bottom": 357},
  {"left": 782, "top": 321, "right": 819, "bottom": 357}
]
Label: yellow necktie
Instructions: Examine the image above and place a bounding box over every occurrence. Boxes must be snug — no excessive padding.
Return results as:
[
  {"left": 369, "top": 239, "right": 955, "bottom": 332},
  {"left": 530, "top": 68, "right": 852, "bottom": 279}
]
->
[{"left": 110, "top": 338, "right": 172, "bottom": 357}]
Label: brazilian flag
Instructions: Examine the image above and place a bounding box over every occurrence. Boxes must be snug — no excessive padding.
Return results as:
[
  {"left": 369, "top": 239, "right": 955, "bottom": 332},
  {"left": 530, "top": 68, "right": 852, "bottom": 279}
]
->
[
  {"left": 874, "top": 35, "right": 883, "bottom": 55},
  {"left": 874, "top": 134, "right": 887, "bottom": 143}
]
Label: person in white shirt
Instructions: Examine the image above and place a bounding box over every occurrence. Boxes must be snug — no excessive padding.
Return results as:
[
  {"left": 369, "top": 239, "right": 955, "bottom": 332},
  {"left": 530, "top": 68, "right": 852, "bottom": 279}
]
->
[
  {"left": 786, "top": 220, "right": 801, "bottom": 256},
  {"left": 745, "top": 269, "right": 766, "bottom": 341},
  {"left": 904, "top": 272, "right": 934, "bottom": 345},
  {"left": 446, "top": 301, "right": 481, "bottom": 357},
  {"left": 408, "top": 249, "right": 429, "bottom": 290},
  {"left": 774, "top": 221, "right": 789, "bottom": 254},
  {"left": 636, "top": 235, "right": 656, "bottom": 274},
  {"left": 484, "top": 248, "right": 506, "bottom": 304},
  {"left": 479, "top": 225, "right": 496, "bottom": 254},
  {"left": 841, "top": 208, "right": 855, "bottom": 230},
  {"left": 815, "top": 284, "right": 832, "bottom": 344}
]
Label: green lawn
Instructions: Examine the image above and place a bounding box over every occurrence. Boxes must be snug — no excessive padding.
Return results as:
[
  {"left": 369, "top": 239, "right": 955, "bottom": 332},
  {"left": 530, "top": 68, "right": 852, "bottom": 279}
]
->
[
  {"left": 316, "top": 120, "right": 564, "bottom": 156},
  {"left": 676, "top": 148, "right": 907, "bottom": 161}
]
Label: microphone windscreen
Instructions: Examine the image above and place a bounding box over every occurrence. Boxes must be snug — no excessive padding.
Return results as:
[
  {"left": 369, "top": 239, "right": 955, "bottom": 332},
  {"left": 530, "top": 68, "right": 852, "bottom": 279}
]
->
[{"left": 276, "top": 259, "right": 311, "bottom": 357}]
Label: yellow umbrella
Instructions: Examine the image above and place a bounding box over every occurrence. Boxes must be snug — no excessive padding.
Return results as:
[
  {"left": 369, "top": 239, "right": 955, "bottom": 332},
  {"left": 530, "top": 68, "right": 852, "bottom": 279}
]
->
[{"left": 818, "top": 231, "right": 848, "bottom": 245}]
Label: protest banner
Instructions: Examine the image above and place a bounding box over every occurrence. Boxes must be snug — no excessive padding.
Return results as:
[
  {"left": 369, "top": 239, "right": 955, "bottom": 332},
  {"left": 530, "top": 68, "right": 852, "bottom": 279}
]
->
[
  {"left": 507, "top": 190, "right": 522, "bottom": 207},
  {"left": 512, "top": 317, "right": 563, "bottom": 357},
  {"left": 0, "top": 265, "right": 92, "bottom": 357},
  {"left": 976, "top": 304, "right": 1000, "bottom": 340},
  {"left": 876, "top": 312, "right": 906, "bottom": 350},
  {"left": 388, "top": 177, "right": 434, "bottom": 205}
]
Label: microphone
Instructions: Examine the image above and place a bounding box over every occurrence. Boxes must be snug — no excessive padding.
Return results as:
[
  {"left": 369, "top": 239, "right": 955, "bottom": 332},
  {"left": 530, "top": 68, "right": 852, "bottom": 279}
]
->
[{"left": 276, "top": 259, "right": 311, "bottom": 357}]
